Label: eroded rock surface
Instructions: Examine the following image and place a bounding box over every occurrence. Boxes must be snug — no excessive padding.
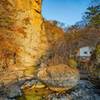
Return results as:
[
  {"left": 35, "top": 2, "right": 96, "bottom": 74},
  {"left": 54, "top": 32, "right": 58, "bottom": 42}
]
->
[
  {"left": 37, "top": 64, "right": 80, "bottom": 91},
  {"left": 0, "top": 0, "right": 49, "bottom": 84}
]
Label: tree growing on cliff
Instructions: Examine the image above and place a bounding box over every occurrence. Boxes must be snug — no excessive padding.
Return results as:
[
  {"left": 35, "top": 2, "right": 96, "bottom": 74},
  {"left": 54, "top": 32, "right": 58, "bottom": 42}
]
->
[{"left": 84, "top": 0, "right": 100, "bottom": 28}]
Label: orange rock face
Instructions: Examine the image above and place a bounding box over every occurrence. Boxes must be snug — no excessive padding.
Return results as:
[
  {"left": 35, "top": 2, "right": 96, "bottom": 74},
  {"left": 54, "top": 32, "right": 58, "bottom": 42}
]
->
[{"left": 0, "top": 0, "right": 49, "bottom": 83}]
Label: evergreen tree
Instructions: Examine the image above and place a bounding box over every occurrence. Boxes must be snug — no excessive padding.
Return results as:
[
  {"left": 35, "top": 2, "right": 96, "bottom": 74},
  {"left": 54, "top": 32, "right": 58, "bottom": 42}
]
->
[{"left": 84, "top": 0, "right": 100, "bottom": 28}]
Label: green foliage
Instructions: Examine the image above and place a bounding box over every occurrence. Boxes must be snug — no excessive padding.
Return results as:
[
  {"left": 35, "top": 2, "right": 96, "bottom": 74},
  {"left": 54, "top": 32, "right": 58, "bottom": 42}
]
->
[
  {"left": 84, "top": 1, "right": 100, "bottom": 28},
  {"left": 95, "top": 44, "right": 100, "bottom": 55},
  {"left": 67, "top": 58, "right": 77, "bottom": 68},
  {"left": 17, "top": 94, "right": 42, "bottom": 100},
  {"left": 17, "top": 88, "right": 51, "bottom": 100}
]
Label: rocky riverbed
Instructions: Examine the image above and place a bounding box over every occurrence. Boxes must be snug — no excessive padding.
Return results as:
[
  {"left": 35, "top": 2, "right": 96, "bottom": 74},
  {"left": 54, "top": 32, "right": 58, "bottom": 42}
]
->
[
  {"left": 47, "top": 80, "right": 100, "bottom": 100},
  {"left": 0, "top": 76, "right": 100, "bottom": 100},
  {"left": 0, "top": 79, "right": 99, "bottom": 100},
  {"left": 18, "top": 80, "right": 100, "bottom": 100},
  {"left": 0, "top": 66, "right": 100, "bottom": 100}
]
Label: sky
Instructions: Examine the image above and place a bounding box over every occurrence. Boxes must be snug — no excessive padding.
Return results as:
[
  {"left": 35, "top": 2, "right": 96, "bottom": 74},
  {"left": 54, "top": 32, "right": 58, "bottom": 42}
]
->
[{"left": 42, "top": 0, "right": 91, "bottom": 26}]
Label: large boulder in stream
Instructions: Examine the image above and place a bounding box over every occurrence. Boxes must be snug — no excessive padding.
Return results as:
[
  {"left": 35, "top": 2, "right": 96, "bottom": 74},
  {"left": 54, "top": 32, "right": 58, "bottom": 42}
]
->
[{"left": 37, "top": 64, "right": 80, "bottom": 92}]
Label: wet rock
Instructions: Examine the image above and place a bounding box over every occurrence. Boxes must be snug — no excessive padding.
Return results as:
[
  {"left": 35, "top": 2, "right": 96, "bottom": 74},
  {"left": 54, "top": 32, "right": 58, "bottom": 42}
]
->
[
  {"left": 6, "top": 84, "right": 22, "bottom": 99},
  {"left": 0, "top": 82, "right": 22, "bottom": 100},
  {"left": 21, "top": 78, "right": 45, "bottom": 89},
  {"left": 70, "top": 80, "right": 100, "bottom": 100},
  {"left": 37, "top": 64, "right": 80, "bottom": 91},
  {"left": 0, "top": 97, "right": 9, "bottom": 100},
  {"left": 47, "top": 80, "right": 100, "bottom": 100},
  {"left": 47, "top": 94, "right": 72, "bottom": 100}
]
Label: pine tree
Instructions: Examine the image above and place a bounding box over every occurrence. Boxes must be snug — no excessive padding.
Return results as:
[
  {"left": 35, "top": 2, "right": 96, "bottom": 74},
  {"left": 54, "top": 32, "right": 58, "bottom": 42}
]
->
[{"left": 84, "top": 0, "right": 100, "bottom": 28}]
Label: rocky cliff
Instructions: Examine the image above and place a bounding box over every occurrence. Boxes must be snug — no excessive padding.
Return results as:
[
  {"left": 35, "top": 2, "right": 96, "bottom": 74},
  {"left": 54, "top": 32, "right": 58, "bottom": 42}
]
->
[
  {"left": 0, "top": 0, "right": 49, "bottom": 83},
  {"left": 89, "top": 42, "right": 100, "bottom": 87}
]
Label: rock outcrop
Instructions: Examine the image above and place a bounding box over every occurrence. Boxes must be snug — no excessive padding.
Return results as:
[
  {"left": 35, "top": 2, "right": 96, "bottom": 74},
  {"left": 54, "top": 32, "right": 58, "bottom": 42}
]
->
[
  {"left": 44, "top": 20, "right": 64, "bottom": 47},
  {"left": 37, "top": 64, "right": 80, "bottom": 92},
  {"left": 0, "top": 0, "right": 49, "bottom": 83},
  {"left": 89, "top": 42, "right": 100, "bottom": 87}
]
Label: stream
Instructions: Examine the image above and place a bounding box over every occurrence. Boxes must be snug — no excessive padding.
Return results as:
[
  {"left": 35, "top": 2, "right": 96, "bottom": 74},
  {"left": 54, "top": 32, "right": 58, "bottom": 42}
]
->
[{"left": 17, "top": 80, "right": 100, "bottom": 100}]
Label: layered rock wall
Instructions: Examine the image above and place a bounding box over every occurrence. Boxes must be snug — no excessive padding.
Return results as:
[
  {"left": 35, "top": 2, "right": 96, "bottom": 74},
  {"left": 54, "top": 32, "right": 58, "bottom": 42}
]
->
[{"left": 0, "top": 0, "right": 48, "bottom": 77}]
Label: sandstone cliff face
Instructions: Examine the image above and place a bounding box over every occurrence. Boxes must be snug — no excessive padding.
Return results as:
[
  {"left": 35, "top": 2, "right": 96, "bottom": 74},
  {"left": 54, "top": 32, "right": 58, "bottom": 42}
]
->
[
  {"left": 44, "top": 20, "right": 64, "bottom": 47},
  {"left": 0, "top": 0, "right": 48, "bottom": 79}
]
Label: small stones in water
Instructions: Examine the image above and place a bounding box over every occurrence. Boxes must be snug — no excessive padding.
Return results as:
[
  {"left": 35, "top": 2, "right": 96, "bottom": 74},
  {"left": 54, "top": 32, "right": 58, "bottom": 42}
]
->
[
  {"left": 47, "top": 93, "right": 72, "bottom": 100},
  {"left": 21, "top": 78, "right": 45, "bottom": 89},
  {"left": 47, "top": 80, "right": 100, "bottom": 100}
]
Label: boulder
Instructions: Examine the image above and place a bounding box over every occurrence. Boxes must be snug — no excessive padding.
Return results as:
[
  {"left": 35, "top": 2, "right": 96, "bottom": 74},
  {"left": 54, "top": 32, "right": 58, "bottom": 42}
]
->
[
  {"left": 6, "top": 84, "right": 22, "bottom": 99},
  {"left": 0, "top": 82, "right": 21, "bottom": 99},
  {"left": 37, "top": 64, "right": 80, "bottom": 92}
]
